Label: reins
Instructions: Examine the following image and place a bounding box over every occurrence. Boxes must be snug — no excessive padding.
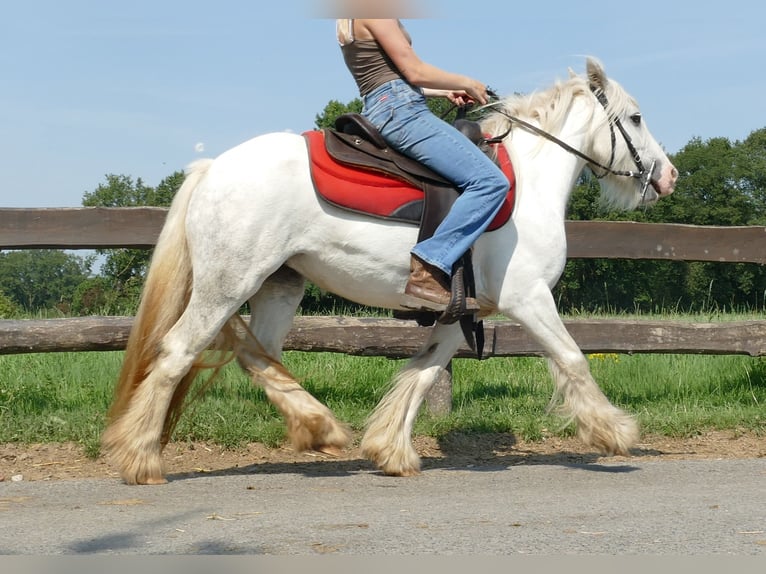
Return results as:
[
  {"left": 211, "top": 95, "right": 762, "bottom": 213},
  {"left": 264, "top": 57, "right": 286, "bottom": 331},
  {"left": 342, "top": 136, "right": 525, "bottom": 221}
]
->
[{"left": 480, "top": 86, "right": 656, "bottom": 201}]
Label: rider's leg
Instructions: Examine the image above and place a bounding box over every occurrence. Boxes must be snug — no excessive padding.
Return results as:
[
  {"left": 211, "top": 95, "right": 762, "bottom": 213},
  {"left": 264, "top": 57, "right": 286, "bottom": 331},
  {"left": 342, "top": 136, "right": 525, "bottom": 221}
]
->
[{"left": 362, "top": 80, "right": 509, "bottom": 313}]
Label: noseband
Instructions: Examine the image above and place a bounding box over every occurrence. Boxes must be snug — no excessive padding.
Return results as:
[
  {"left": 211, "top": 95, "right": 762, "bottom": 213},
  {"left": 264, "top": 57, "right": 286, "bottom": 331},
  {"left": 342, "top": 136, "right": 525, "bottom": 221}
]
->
[{"left": 484, "top": 86, "right": 656, "bottom": 202}]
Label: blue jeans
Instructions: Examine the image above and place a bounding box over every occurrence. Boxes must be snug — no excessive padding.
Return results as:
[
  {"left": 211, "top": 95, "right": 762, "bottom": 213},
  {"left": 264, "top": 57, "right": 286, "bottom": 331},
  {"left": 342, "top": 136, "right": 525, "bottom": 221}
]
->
[{"left": 362, "top": 79, "right": 509, "bottom": 276}]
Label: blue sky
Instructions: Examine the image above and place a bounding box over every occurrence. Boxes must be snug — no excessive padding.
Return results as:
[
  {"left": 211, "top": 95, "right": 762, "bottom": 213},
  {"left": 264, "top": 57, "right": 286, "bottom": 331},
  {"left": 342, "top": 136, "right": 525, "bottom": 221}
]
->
[{"left": 1, "top": 0, "right": 764, "bottom": 207}]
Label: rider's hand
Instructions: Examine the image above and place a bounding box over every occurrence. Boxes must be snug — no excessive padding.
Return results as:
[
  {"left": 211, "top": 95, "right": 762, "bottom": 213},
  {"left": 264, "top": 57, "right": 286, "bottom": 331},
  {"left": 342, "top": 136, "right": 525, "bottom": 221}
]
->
[
  {"left": 446, "top": 91, "right": 472, "bottom": 106},
  {"left": 463, "top": 79, "right": 488, "bottom": 106}
]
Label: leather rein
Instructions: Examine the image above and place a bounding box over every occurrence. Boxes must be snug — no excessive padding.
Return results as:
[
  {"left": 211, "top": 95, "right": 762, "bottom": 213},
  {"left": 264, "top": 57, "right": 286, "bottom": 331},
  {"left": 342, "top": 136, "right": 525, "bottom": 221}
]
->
[{"left": 481, "top": 86, "right": 656, "bottom": 202}]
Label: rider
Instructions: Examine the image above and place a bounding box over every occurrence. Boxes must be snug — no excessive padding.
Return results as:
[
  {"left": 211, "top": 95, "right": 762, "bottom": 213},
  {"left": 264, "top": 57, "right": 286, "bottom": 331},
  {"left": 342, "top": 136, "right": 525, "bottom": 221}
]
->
[{"left": 337, "top": 18, "right": 509, "bottom": 316}]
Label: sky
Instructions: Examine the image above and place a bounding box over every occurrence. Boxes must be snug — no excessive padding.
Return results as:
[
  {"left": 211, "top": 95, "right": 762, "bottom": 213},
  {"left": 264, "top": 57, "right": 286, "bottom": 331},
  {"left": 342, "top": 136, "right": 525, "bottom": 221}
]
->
[{"left": 1, "top": 0, "right": 764, "bottom": 208}]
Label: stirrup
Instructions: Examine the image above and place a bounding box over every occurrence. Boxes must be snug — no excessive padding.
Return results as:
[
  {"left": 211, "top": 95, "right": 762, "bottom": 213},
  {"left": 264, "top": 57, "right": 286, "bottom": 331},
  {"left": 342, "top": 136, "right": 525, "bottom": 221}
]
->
[{"left": 437, "top": 266, "right": 478, "bottom": 325}]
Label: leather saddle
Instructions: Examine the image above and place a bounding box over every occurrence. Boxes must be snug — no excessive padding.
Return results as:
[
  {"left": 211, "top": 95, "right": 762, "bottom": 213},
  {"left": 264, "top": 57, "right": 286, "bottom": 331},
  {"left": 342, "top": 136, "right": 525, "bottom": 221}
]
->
[
  {"left": 310, "top": 112, "right": 509, "bottom": 356},
  {"left": 326, "top": 113, "right": 476, "bottom": 242}
]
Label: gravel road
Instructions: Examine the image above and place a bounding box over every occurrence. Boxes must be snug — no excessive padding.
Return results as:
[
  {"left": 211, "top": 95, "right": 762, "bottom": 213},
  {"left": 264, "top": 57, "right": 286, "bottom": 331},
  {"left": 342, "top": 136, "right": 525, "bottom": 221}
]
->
[{"left": 1, "top": 458, "right": 764, "bottom": 555}]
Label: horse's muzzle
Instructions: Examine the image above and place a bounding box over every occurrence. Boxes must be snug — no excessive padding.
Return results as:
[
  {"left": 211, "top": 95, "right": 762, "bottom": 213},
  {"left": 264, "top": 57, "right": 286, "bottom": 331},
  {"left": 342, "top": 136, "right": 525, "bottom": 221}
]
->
[{"left": 653, "top": 162, "right": 678, "bottom": 197}]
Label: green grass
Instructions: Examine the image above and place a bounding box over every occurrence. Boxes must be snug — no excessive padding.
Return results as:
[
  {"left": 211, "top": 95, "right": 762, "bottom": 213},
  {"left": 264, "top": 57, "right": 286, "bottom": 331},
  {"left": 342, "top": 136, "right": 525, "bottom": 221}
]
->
[
  {"left": 0, "top": 352, "right": 120, "bottom": 457},
  {"left": 1, "top": 344, "right": 763, "bottom": 458}
]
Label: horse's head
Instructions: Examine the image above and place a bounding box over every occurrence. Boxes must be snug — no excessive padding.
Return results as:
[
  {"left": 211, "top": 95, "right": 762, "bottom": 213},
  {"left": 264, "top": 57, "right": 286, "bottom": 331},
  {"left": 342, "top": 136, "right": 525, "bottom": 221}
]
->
[{"left": 586, "top": 58, "right": 678, "bottom": 210}]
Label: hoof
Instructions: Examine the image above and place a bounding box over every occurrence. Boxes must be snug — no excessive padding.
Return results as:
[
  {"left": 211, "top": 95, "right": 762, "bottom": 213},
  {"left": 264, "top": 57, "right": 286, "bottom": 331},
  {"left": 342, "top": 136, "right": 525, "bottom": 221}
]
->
[
  {"left": 382, "top": 467, "right": 421, "bottom": 478},
  {"left": 142, "top": 476, "right": 168, "bottom": 485},
  {"left": 361, "top": 440, "right": 422, "bottom": 477}
]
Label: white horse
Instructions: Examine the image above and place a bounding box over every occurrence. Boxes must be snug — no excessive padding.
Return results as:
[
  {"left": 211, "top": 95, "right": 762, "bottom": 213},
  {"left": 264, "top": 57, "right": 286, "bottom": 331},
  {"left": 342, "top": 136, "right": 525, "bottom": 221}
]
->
[{"left": 102, "top": 58, "right": 677, "bottom": 484}]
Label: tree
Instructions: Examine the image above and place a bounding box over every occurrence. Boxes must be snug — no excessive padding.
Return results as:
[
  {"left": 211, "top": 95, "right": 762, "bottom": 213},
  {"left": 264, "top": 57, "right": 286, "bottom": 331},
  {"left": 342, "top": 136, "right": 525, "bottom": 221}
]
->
[
  {"left": 153, "top": 171, "right": 186, "bottom": 206},
  {"left": 82, "top": 172, "right": 185, "bottom": 310},
  {"left": 0, "top": 250, "right": 93, "bottom": 312},
  {"left": 734, "top": 128, "right": 766, "bottom": 224},
  {"left": 315, "top": 99, "right": 363, "bottom": 129},
  {"left": 554, "top": 129, "right": 766, "bottom": 313},
  {"left": 650, "top": 131, "right": 766, "bottom": 310},
  {"left": 0, "top": 289, "right": 21, "bottom": 318},
  {"left": 650, "top": 136, "right": 756, "bottom": 226}
]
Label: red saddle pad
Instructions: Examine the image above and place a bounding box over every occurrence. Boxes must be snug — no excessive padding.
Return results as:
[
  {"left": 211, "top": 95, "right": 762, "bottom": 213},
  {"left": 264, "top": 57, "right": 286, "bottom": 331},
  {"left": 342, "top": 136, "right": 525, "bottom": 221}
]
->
[{"left": 303, "top": 130, "right": 515, "bottom": 231}]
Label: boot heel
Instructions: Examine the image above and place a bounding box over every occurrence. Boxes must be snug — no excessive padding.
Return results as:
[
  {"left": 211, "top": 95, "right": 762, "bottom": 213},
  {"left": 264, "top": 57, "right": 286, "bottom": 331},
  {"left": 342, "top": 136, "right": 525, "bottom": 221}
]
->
[{"left": 400, "top": 294, "right": 447, "bottom": 313}]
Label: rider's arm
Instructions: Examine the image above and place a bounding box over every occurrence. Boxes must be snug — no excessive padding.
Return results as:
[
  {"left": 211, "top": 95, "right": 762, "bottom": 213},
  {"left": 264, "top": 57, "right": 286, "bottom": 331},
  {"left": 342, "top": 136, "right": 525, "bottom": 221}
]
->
[
  {"left": 358, "top": 19, "right": 488, "bottom": 105},
  {"left": 421, "top": 88, "right": 452, "bottom": 98}
]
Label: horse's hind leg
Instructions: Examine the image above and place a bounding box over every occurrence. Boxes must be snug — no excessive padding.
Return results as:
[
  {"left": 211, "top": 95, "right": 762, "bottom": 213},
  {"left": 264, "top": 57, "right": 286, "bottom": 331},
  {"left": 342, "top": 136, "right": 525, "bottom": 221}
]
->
[
  {"left": 501, "top": 283, "right": 638, "bottom": 455},
  {"left": 234, "top": 267, "right": 351, "bottom": 455},
  {"left": 361, "top": 322, "right": 465, "bottom": 476},
  {"left": 104, "top": 297, "right": 238, "bottom": 484}
]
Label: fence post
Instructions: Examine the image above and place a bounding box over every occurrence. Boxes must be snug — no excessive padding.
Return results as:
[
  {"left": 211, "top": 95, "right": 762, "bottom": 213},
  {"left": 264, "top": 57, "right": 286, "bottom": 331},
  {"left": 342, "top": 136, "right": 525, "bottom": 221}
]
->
[{"left": 425, "top": 360, "right": 453, "bottom": 416}]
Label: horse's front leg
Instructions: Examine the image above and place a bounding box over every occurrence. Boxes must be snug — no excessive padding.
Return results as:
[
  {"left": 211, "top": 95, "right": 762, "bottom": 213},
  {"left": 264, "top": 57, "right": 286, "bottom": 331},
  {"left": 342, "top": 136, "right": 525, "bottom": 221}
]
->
[
  {"left": 361, "top": 322, "right": 465, "bottom": 476},
  {"left": 500, "top": 281, "right": 639, "bottom": 455}
]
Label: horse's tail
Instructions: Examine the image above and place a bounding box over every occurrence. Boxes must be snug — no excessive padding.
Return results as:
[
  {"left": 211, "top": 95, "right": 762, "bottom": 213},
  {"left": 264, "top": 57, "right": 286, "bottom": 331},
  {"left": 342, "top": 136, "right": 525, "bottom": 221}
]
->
[{"left": 104, "top": 158, "right": 229, "bottom": 444}]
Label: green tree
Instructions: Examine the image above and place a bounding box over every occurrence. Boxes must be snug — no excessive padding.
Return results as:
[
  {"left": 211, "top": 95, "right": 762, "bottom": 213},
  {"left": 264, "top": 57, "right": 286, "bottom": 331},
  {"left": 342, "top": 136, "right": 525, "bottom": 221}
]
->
[
  {"left": 733, "top": 128, "right": 766, "bottom": 224},
  {"left": 82, "top": 172, "right": 184, "bottom": 310},
  {"left": 315, "top": 98, "right": 363, "bottom": 129},
  {"left": 0, "top": 250, "right": 93, "bottom": 312},
  {"left": 651, "top": 131, "right": 766, "bottom": 310},
  {"left": 153, "top": 171, "right": 186, "bottom": 206},
  {"left": 0, "top": 289, "right": 22, "bottom": 318},
  {"left": 650, "top": 136, "right": 756, "bottom": 226},
  {"left": 555, "top": 129, "right": 766, "bottom": 313},
  {"left": 71, "top": 276, "right": 139, "bottom": 316}
]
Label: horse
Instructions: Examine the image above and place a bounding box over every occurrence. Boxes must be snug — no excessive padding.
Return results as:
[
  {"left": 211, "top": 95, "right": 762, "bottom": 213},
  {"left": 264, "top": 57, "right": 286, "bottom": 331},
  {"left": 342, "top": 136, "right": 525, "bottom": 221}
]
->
[{"left": 101, "top": 58, "right": 678, "bottom": 484}]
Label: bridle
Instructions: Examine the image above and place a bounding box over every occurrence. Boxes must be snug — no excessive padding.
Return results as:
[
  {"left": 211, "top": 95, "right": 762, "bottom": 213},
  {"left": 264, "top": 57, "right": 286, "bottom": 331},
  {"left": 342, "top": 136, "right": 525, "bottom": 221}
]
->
[{"left": 481, "top": 86, "right": 657, "bottom": 203}]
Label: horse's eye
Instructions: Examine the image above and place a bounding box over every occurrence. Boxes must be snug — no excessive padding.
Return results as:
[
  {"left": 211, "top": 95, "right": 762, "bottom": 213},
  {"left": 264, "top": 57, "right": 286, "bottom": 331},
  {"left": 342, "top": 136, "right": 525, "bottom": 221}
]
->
[{"left": 630, "top": 113, "right": 642, "bottom": 126}]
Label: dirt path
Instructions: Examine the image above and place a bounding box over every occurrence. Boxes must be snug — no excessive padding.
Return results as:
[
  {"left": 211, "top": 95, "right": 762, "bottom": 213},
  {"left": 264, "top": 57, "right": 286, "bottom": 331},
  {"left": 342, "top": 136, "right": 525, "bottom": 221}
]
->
[{"left": 2, "top": 430, "right": 763, "bottom": 482}]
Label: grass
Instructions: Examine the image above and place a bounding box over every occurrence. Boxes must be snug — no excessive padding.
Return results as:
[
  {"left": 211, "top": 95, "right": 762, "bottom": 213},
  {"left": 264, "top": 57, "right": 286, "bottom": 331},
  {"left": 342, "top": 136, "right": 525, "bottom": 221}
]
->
[{"left": 0, "top": 341, "right": 764, "bottom": 458}]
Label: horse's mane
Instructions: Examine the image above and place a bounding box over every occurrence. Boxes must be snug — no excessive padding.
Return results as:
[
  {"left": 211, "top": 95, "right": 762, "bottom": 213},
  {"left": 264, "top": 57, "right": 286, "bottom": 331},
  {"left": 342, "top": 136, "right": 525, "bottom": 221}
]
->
[
  {"left": 480, "top": 62, "right": 643, "bottom": 210},
  {"left": 480, "top": 67, "right": 636, "bottom": 154}
]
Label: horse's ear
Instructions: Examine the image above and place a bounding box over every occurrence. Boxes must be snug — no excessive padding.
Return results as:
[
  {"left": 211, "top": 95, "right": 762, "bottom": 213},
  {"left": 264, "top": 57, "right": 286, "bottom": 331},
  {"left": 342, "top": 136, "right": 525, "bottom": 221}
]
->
[
  {"left": 567, "top": 67, "right": 577, "bottom": 79},
  {"left": 586, "top": 57, "right": 607, "bottom": 91}
]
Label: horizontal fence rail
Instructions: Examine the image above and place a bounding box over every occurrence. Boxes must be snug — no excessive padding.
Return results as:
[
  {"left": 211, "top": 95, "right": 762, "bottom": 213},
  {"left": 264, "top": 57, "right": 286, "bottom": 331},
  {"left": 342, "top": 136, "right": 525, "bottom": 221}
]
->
[
  {"left": 1, "top": 316, "right": 766, "bottom": 357},
  {"left": 1, "top": 208, "right": 766, "bottom": 359},
  {"left": 2, "top": 207, "right": 766, "bottom": 263},
  {"left": 0, "top": 207, "right": 168, "bottom": 249}
]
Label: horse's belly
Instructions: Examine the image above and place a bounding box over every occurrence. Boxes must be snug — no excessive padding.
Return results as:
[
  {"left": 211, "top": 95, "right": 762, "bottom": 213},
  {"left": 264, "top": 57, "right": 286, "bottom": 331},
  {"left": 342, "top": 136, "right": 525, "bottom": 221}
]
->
[{"left": 287, "top": 233, "right": 415, "bottom": 310}]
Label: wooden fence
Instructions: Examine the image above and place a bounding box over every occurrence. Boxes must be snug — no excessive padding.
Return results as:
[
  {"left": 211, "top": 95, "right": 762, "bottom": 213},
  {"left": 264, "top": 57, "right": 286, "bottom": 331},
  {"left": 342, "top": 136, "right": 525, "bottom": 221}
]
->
[
  {"left": 2, "top": 207, "right": 766, "bottom": 358},
  {"left": 3, "top": 207, "right": 765, "bottom": 414}
]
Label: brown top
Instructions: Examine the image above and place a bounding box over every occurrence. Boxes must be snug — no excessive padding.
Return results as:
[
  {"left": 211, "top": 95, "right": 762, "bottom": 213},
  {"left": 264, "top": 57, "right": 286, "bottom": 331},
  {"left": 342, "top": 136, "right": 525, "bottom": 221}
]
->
[{"left": 339, "top": 19, "right": 412, "bottom": 96}]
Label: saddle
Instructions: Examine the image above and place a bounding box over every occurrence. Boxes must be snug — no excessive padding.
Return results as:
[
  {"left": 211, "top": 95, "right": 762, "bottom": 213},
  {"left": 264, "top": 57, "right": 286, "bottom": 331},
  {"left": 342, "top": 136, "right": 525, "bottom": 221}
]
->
[
  {"left": 320, "top": 113, "right": 514, "bottom": 239},
  {"left": 324, "top": 115, "right": 460, "bottom": 242},
  {"left": 303, "top": 113, "right": 516, "bottom": 356}
]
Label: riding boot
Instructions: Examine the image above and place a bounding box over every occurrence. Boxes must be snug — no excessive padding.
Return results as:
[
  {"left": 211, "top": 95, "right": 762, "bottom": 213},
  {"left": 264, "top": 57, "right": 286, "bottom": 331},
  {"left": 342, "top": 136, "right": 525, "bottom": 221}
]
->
[{"left": 401, "top": 255, "right": 480, "bottom": 314}]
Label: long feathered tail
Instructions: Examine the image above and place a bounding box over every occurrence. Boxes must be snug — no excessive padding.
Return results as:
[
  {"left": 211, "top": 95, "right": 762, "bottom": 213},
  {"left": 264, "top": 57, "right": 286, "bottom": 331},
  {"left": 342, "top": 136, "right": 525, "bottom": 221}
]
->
[{"left": 102, "top": 159, "right": 235, "bottom": 447}]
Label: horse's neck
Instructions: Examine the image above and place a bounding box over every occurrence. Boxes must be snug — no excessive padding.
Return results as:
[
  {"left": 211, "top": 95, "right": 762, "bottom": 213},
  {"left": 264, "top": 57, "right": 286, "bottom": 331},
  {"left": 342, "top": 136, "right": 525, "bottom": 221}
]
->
[
  {"left": 506, "top": 102, "right": 593, "bottom": 221},
  {"left": 508, "top": 137, "right": 586, "bottom": 221}
]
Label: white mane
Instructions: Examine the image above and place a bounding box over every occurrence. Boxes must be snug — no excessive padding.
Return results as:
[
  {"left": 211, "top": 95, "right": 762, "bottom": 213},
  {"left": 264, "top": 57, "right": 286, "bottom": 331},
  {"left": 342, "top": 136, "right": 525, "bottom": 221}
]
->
[{"left": 480, "top": 62, "right": 643, "bottom": 210}]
